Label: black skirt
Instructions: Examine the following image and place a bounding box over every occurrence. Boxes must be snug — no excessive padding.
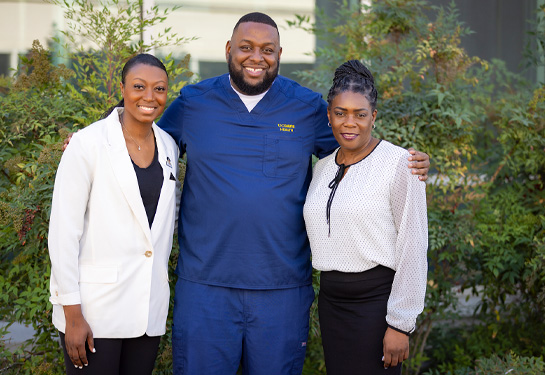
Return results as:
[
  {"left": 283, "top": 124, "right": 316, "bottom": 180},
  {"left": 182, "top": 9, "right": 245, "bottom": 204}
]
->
[{"left": 318, "top": 265, "right": 401, "bottom": 375}]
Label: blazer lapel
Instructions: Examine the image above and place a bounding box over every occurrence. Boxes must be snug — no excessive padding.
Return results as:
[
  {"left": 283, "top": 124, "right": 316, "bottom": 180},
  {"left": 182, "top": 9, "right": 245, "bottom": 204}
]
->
[
  {"left": 105, "top": 109, "right": 153, "bottom": 245},
  {"left": 151, "top": 124, "right": 176, "bottom": 239}
]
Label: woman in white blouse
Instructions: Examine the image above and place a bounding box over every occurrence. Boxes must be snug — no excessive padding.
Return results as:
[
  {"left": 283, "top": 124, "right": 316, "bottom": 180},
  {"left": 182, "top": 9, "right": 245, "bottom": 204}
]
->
[{"left": 303, "top": 60, "right": 428, "bottom": 374}]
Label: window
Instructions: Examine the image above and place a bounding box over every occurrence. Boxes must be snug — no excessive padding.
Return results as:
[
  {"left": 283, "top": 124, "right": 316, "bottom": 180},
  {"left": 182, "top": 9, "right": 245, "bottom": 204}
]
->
[{"left": 0, "top": 54, "right": 10, "bottom": 76}]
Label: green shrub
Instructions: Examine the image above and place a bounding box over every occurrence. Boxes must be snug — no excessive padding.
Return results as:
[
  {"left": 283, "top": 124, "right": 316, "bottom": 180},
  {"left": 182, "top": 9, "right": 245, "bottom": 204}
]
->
[
  {"left": 290, "top": 1, "right": 545, "bottom": 374},
  {"left": 0, "top": 0, "right": 193, "bottom": 373},
  {"left": 50, "top": 0, "right": 195, "bottom": 119},
  {"left": 0, "top": 47, "right": 75, "bottom": 371},
  {"left": 426, "top": 351, "right": 545, "bottom": 375}
]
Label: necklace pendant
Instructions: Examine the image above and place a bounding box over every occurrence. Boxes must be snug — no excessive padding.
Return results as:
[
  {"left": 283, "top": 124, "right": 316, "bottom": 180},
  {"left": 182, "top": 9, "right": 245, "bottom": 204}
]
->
[{"left": 137, "top": 146, "right": 141, "bottom": 151}]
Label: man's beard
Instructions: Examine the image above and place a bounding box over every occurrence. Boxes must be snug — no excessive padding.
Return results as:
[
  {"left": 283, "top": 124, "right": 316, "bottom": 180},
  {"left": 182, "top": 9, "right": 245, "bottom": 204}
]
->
[{"left": 228, "top": 53, "right": 279, "bottom": 95}]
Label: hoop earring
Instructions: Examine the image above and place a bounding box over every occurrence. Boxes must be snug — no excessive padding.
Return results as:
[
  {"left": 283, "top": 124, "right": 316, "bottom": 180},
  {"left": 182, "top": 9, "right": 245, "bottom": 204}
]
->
[
  {"left": 373, "top": 123, "right": 376, "bottom": 129},
  {"left": 328, "top": 122, "right": 331, "bottom": 128}
]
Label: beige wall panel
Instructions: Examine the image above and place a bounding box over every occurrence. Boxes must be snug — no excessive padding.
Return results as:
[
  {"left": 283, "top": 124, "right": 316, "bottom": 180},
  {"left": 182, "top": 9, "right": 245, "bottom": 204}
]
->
[
  {"left": 0, "top": 0, "right": 316, "bottom": 73},
  {"left": 0, "top": 2, "right": 59, "bottom": 50},
  {"left": 157, "top": 7, "right": 315, "bottom": 63}
]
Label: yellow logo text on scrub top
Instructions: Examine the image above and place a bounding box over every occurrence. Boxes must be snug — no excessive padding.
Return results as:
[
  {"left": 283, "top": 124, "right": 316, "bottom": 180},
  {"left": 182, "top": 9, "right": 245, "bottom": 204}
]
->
[{"left": 278, "top": 124, "right": 295, "bottom": 132}]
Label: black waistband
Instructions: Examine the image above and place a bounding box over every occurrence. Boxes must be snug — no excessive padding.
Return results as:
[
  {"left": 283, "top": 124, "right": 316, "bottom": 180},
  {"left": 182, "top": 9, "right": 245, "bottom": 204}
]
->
[{"left": 320, "top": 265, "right": 395, "bottom": 282}]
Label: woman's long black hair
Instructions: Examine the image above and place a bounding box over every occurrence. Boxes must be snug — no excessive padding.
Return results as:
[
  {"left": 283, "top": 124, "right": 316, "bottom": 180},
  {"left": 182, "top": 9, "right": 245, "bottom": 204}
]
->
[{"left": 100, "top": 53, "right": 168, "bottom": 119}]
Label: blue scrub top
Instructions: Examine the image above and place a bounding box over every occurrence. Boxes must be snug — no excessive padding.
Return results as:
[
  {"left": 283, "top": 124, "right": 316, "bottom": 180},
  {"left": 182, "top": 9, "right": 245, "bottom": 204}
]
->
[{"left": 159, "top": 74, "right": 338, "bottom": 289}]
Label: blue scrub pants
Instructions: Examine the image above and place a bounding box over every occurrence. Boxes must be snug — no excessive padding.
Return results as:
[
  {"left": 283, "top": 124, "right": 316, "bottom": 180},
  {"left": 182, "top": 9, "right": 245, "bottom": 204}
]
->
[{"left": 172, "top": 279, "right": 314, "bottom": 375}]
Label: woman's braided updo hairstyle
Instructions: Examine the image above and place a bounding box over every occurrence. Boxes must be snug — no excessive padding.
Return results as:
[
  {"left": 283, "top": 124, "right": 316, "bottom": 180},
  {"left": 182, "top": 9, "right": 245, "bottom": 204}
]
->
[{"left": 326, "top": 60, "right": 378, "bottom": 111}]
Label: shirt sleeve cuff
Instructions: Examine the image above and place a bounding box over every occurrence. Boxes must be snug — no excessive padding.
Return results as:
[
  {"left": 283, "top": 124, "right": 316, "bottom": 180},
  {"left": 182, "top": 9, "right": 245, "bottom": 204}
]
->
[
  {"left": 50, "top": 291, "right": 81, "bottom": 306},
  {"left": 387, "top": 324, "right": 413, "bottom": 337}
]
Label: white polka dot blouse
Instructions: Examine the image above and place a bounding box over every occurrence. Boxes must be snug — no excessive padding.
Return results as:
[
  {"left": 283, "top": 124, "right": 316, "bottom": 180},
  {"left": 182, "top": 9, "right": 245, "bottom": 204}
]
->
[{"left": 303, "top": 140, "right": 428, "bottom": 333}]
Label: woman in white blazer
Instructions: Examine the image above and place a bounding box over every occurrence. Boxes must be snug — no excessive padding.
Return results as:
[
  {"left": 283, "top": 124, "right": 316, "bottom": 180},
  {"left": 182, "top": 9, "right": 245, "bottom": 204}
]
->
[{"left": 48, "top": 54, "right": 180, "bottom": 375}]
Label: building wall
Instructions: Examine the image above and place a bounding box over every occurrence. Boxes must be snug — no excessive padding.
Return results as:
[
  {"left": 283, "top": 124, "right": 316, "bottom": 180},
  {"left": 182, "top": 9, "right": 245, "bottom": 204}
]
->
[
  {"left": 427, "top": 0, "right": 542, "bottom": 82},
  {"left": 0, "top": 0, "right": 63, "bottom": 74},
  {"left": 0, "top": 0, "right": 316, "bottom": 80},
  {"left": 155, "top": 0, "right": 315, "bottom": 79},
  {"left": 1, "top": 0, "right": 542, "bottom": 82}
]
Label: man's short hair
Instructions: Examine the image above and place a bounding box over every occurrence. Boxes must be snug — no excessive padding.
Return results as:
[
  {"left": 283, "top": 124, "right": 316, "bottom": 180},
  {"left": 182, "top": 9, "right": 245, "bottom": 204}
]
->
[{"left": 233, "top": 12, "right": 278, "bottom": 34}]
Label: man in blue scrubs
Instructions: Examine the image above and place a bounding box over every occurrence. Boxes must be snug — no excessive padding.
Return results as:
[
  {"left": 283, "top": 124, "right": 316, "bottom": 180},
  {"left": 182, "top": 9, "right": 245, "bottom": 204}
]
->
[{"left": 158, "top": 12, "right": 430, "bottom": 375}]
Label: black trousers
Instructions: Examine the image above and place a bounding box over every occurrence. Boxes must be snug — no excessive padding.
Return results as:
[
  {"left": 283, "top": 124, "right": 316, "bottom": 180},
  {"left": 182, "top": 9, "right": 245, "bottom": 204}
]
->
[
  {"left": 318, "top": 266, "right": 401, "bottom": 375},
  {"left": 59, "top": 332, "right": 160, "bottom": 375}
]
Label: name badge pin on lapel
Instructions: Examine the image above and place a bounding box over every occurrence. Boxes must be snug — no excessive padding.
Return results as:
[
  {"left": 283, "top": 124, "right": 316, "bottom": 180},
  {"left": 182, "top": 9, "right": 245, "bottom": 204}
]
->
[{"left": 166, "top": 157, "right": 172, "bottom": 168}]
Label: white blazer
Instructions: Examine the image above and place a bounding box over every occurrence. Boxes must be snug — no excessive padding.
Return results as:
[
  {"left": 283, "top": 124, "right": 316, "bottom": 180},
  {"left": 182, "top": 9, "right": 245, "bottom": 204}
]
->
[{"left": 48, "top": 108, "right": 180, "bottom": 338}]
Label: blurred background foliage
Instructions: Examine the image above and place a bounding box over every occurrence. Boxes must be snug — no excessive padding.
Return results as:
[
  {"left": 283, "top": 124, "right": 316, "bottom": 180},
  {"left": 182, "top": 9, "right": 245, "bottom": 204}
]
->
[
  {"left": 0, "top": 0, "right": 191, "bottom": 373},
  {"left": 1, "top": 0, "right": 544, "bottom": 374},
  {"left": 289, "top": 1, "right": 545, "bottom": 374}
]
